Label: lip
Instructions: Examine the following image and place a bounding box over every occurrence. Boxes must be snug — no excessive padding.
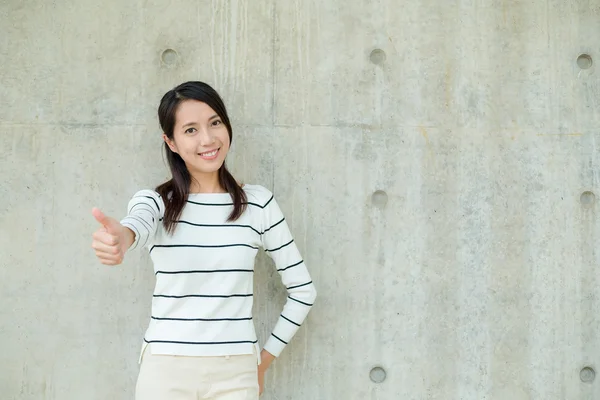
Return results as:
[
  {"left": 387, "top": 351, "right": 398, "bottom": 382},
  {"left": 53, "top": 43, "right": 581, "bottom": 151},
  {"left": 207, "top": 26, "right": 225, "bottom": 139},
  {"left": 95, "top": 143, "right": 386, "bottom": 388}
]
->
[{"left": 198, "top": 148, "right": 220, "bottom": 160}]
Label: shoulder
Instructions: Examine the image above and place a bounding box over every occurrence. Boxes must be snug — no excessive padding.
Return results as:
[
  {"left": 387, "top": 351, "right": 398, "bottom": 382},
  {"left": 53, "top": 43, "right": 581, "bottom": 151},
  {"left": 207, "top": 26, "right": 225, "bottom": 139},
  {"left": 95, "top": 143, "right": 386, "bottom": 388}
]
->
[
  {"left": 128, "top": 189, "right": 165, "bottom": 213},
  {"left": 242, "top": 184, "right": 274, "bottom": 208},
  {"left": 130, "top": 189, "right": 163, "bottom": 202}
]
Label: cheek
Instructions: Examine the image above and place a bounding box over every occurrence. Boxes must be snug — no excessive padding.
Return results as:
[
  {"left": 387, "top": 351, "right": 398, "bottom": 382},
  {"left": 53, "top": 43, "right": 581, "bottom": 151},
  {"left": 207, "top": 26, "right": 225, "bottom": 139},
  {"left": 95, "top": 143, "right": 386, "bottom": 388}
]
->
[
  {"left": 219, "top": 131, "right": 231, "bottom": 150},
  {"left": 175, "top": 137, "right": 195, "bottom": 155}
]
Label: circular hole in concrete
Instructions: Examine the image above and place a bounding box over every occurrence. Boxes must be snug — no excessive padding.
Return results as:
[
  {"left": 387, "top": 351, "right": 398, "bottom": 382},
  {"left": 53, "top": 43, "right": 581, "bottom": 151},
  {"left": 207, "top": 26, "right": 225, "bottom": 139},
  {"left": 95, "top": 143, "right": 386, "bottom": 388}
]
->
[
  {"left": 580, "top": 191, "right": 595, "bottom": 207},
  {"left": 371, "top": 190, "right": 388, "bottom": 209},
  {"left": 161, "top": 49, "right": 179, "bottom": 65},
  {"left": 580, "top": 366, "right": 596, "bottom": 383},
  {"left": 370, "top": 49, "right": 386, "bottom": 65},
  {"left": 577, "top": 54, "right": 593, "bottom": 70},
  {"left": 370, "top": 366, "right": 386, "bottom": 383}
]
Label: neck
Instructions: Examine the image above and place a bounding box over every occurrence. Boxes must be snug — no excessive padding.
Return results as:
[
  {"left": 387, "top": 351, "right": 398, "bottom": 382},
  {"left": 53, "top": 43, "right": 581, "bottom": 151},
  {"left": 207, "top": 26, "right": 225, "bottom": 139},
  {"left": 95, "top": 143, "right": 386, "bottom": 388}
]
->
[{"left": 189, "top": 171, "right": 224, "bottom": 193}]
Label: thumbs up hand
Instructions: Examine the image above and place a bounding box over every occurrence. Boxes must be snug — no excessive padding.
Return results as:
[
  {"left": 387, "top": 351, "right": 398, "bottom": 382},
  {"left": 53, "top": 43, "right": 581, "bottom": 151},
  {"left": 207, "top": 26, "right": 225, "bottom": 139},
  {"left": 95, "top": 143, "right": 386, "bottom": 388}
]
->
[{"left": 91, "top": 207, "right": 134, "bottom": 265}]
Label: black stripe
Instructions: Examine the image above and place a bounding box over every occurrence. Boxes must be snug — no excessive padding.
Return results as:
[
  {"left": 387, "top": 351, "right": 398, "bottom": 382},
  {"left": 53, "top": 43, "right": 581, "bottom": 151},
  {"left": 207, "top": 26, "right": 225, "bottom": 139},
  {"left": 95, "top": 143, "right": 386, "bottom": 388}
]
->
[
  {"left": 134, "top": 195, "right": 160, "bottom": 212},
  {"left": 129, "top": 202, "right": 156, "bottom": 214},
  {"left": 151, "top": 243, "right": 259, "bottom": 253},
  {"left": 176, "top": 220, "right": 261, "bottom": 235},
  {"left": 281, "top": 314, "right": 301, "bottom": 327},
  {"left": 263, "top": 195, "right": 274, "bottom": 208},
  {"left": 154, "top": 293, "right": 253, "bottom": 299},
  {"left": 144, "top": 338, "right": 258, "bottom": 345},
  {"left": 265, "top": 239, "right": 294, "bottom": 253},
  {"left": 271, "top": 333, "right": 288, "bottom": 344},
  {"left": 130, "top": 202, "right": 155, "bottom": 212},
  {"left": 187, "top": 200, "right": 266, "bottom": 208},
  {"left": 129, "top": 214, "right": 152, "bottom": 231},
  {"left": 288, "top": 296, "right": 313, "bottom": 307},
  {"left": 130, "top": 204, "right": 157, "bottom": 224},
  {"left": 156, "top": 269, "right": 253, "bottom": 275},
  {"left": 151, "top": 316, "right": 252, "bottom": 322},
  {"left": 277, "top": 260, "right": 303, "bottom": 272},
  {"left": 263, "top": 217, "right": 285, "bottom": 234},
  {"left": 185, "top": 194, "right": 274, "bottom": 209},
  {"left": 287, "top": 281, "right": 313, "bottom": 290}
]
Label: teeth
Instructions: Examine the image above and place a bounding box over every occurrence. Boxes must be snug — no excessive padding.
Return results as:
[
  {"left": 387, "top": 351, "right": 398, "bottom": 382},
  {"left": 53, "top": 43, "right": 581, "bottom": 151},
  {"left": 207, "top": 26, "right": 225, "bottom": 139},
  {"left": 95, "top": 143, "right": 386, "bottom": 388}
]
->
[{"left": 201, "top": 149, "right": 218, "bottom": 157}]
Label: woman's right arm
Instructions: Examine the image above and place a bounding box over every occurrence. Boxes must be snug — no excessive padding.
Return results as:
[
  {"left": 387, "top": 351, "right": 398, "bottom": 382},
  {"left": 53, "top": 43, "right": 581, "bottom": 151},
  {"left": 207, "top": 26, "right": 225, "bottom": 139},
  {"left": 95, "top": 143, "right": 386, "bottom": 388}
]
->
[
  {"left": 91, "top": 190, "right": 164, "bottom": 265},
  {"left": 119, "top": 190, "right": 164, "bottom": 251}
]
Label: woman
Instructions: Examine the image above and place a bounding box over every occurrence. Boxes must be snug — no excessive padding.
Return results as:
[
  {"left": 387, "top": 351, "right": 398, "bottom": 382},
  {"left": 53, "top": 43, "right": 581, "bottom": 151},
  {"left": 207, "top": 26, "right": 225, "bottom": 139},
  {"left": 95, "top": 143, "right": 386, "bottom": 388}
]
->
[{"left": 91, "top": 81, "right": 317, "bottom": 399}]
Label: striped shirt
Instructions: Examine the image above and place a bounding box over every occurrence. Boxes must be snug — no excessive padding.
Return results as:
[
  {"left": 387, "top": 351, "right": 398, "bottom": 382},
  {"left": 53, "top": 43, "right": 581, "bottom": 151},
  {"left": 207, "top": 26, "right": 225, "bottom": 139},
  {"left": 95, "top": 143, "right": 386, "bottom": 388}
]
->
[{"left": 120, "top": 184, "right": 317, "bottom": 362}]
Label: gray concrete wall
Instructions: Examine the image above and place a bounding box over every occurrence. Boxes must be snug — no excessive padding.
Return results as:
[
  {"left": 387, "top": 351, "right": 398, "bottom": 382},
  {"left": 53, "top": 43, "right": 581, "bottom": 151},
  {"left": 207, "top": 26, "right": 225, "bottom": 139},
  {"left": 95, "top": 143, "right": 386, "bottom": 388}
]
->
[{"left": 1, "top": 1, "right": 599, "bottom": 399}]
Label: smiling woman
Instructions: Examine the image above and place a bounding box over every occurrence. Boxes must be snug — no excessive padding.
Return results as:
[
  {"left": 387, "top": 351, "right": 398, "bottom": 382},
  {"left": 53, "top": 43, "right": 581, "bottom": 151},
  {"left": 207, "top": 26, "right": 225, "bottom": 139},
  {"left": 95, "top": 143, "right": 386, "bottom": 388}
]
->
[
  {"left": 156, "top": 82, "right": 247, "bottom": 233},
  {"left": 90, "top": 81, "right": 317, "bottom": 400}
]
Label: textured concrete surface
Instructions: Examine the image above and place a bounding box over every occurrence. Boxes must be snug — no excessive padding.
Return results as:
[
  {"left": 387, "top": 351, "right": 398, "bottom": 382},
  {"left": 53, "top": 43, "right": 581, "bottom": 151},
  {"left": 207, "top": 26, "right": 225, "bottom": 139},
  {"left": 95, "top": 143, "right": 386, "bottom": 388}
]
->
[{"left": 1, "top": 1, "right": 599, "bottom": 399}]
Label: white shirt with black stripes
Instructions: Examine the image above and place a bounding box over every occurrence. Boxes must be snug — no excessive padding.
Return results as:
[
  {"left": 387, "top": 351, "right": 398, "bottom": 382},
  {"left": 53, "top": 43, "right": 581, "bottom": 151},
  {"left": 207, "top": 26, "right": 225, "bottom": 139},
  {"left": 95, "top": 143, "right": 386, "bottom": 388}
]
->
[{"left": 119, "top": 184, "right": 317, "bottom": 363}]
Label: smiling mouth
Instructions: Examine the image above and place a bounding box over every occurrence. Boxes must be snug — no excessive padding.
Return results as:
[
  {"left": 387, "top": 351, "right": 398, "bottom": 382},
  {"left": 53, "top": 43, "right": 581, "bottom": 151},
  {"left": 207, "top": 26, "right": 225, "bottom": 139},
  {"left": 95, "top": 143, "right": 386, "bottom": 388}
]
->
[{"left": 198, "top": 148, "right": 220, "bottom": 159}]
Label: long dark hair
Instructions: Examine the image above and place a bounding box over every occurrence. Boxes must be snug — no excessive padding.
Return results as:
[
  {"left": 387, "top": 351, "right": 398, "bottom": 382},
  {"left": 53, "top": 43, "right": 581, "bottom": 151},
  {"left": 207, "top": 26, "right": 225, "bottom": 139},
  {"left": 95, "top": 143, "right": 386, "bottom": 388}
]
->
[{"left": 156, "top": 81, "right": 247, "bottom": 233}]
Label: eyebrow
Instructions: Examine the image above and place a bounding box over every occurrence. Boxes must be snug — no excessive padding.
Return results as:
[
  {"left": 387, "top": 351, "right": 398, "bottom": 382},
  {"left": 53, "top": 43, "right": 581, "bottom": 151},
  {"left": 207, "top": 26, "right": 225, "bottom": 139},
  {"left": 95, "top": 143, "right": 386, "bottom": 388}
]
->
[{"left": 181, "top": 115, "right": 220, "bottom": 129}]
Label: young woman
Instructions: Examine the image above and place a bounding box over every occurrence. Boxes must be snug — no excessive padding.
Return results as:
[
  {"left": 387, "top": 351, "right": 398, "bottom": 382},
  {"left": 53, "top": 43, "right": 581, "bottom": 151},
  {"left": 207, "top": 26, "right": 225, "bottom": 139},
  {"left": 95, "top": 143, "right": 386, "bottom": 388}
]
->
[{"left": 91, "top": 81, "right": 317, "bottom": 399}]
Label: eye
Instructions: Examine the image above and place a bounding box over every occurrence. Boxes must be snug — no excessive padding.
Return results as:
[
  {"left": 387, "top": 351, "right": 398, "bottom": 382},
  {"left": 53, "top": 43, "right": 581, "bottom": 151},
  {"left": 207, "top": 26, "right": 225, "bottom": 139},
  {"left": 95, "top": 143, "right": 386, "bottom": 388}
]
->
[
  {"left": 211, "top": 120, "right": 222, "bottom": 127},
  {"left": 185, "top": 127, "right": 196, "bottom": 134}
]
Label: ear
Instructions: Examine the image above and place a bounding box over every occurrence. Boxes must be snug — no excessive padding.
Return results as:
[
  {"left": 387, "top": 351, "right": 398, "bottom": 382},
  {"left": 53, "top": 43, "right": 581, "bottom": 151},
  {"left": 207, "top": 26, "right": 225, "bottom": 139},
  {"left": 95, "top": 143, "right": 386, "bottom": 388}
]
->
[{"left": 163, "top": 134, "right": 178, "bottom": 154}]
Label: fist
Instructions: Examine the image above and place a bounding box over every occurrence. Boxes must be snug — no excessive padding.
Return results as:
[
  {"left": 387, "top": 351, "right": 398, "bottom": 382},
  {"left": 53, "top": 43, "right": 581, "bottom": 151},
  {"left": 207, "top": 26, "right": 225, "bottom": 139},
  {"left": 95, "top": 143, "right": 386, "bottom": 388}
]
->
[{"left": 91, "top": 207, "right": 131, "bottom": 265}]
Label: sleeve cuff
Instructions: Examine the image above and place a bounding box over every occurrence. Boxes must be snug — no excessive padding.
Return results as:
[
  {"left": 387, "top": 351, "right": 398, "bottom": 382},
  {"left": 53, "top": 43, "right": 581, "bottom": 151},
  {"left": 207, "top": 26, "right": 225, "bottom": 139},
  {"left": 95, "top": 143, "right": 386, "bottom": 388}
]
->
[
  {"left": 120, "top": 217, "right": 142, "bottom": 250},
  {"left": 263, "top": 335, "right": 287, "bottom": 357}
]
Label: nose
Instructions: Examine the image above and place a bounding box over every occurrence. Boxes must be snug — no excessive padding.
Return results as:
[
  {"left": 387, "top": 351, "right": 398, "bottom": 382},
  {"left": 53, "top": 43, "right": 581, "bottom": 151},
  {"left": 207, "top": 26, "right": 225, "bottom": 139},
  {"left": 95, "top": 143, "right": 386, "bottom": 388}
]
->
[{"left": 197, "top": 127, "right": 215, "bottom": 147}]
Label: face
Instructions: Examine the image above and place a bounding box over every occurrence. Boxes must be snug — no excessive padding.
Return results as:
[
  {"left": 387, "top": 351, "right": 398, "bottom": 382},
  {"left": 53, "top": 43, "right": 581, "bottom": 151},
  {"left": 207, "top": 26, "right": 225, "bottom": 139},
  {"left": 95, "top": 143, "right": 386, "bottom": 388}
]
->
[{"left": 164, "top": 99, "right": 230, "bottom": 177}]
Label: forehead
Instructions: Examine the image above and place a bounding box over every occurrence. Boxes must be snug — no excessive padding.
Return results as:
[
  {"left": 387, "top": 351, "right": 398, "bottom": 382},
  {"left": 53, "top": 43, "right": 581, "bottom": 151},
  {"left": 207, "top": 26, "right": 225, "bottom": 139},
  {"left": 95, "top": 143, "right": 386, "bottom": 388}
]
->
[{"left": 175, "top": 100, "right": 219, "bottom": 125}]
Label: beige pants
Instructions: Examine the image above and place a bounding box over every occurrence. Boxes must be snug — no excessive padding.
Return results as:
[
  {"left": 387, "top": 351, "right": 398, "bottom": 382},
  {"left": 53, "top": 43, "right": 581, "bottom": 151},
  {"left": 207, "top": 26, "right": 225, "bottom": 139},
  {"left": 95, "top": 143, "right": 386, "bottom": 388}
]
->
[{"left": 135, "top": 347, "right": 259, "bottom": 400}]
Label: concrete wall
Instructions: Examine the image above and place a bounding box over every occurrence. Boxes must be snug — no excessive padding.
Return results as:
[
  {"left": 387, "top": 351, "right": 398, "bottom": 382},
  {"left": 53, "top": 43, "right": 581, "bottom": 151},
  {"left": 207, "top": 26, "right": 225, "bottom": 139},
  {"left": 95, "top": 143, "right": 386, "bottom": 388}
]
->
[{"left": 1, "top": 1, "right": 599, "bottom": 399}]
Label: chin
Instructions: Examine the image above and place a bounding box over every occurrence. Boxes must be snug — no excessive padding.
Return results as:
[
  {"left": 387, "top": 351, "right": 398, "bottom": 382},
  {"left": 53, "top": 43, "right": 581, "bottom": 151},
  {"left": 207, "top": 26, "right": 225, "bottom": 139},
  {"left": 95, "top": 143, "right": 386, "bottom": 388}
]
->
[{"left": 192, "top": 163, "right": 225, "bottom": 174}]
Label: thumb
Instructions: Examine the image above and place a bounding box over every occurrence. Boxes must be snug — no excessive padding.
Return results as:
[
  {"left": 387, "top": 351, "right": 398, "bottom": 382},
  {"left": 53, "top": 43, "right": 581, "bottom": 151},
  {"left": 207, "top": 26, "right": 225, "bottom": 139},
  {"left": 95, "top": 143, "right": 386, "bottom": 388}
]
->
[{"left": 92, "top": 207, "right": 122, "bottom": 234}]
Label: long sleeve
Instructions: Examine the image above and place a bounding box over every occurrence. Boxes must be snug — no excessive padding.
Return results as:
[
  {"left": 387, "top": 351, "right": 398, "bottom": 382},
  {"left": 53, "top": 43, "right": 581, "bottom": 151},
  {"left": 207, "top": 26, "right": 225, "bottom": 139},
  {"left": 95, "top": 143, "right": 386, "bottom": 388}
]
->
[
  {"left": 119, "top": 190, "right": 164, "bottom": 251},
  {"left": 260, "top": 192, "right": 317, "bottom": 357}
]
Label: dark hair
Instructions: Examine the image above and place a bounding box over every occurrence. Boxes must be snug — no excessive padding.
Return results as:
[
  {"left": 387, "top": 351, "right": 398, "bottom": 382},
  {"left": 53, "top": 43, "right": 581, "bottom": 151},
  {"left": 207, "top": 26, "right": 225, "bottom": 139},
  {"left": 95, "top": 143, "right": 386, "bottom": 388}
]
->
[{"left": 156, "top": 81, "right": 247, "bottom": 233}]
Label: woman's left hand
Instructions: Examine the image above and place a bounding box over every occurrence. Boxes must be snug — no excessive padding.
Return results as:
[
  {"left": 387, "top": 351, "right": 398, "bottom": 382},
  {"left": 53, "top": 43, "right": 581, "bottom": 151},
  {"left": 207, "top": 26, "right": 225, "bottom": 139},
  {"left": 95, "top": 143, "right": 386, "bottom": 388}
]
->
[{"left": 258, "top": 349, "right": 276, "bottom": 395}]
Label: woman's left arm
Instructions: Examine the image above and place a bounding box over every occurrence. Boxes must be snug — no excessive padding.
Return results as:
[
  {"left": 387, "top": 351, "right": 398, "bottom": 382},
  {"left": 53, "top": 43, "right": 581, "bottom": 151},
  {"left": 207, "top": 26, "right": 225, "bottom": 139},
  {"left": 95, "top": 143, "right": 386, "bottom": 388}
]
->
[
  {"left": 258, "top": 191, "right": 317, "bottom": 394},
  {"left": 260, "top": 192, "right": 318, "bottom": 358}
]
